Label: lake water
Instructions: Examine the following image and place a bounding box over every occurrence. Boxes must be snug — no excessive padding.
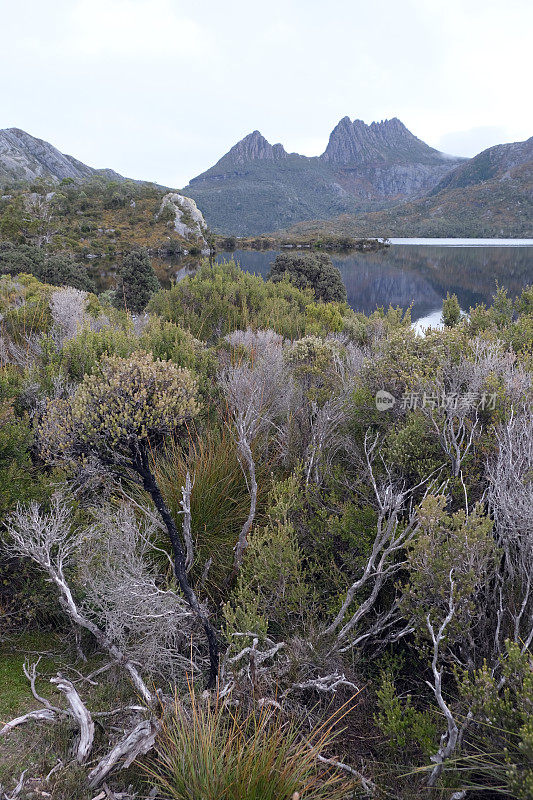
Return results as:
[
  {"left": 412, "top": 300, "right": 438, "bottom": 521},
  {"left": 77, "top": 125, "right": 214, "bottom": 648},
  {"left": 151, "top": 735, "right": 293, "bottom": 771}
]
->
[
  {"left": 210, "top": 242, "right": 533, "bottom": 327},
  {"left": 93, "top": 240, "right": 532, "bottom": 328}
]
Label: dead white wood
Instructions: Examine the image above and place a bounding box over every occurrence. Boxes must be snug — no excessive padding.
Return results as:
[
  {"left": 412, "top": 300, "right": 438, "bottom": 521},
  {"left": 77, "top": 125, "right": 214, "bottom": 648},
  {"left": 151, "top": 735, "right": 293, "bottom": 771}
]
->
[
  {"left": 0, "top": 770, "right": 27, "bottom": 800},
  {"left": 283, "top": 672, "right": 359, "bottom": 696},
  {"left": 425, "top": 572, "right": 465, "bottom": 788},
  {"left": 50, "top": 675, "right": 95, "bottom": 763},
  {"left": 324, "top": 431, "right": 425, "bottom": 644},
  {"left": 180, "top": 471, "right": 194, "bottom": 572},
  {"left": 307, "top": 746, "right": 376, "bottom": 796},
  {"left": 5, "top": 497, "right": 155, "bottom": 707},
  {"left": 0, "top": 709, "right": 56, "bottom": 737},
  {"left": 87, "top": 719, "right": 159, "bottom": 788}
]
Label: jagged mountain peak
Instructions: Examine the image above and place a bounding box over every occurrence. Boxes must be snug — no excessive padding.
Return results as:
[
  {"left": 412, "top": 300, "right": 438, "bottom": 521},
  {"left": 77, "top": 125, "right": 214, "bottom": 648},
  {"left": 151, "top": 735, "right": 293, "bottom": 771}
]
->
[
  {"left": 321, "top": 116, "right": 449, "bottom": 165},
  {"left": 222, "top": 130, "right": 288, "bottom": 165}
]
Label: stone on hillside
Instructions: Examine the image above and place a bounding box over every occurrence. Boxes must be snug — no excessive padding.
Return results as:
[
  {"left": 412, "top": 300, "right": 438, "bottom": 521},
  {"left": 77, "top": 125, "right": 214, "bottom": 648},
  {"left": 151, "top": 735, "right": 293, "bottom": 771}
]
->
[{"left": 158, "top": 193, "right": 210, "bottom": 252}]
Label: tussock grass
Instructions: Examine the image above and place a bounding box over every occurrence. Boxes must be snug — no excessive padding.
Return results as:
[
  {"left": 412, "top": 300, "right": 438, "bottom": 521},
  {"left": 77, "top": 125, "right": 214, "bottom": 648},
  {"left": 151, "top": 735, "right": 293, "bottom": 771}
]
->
[
  {"left": 145, "top": 684, "right": 355, "bottom": 800},
  {"left": 154, "top": 427, "right": 270, "bottom": 595}
]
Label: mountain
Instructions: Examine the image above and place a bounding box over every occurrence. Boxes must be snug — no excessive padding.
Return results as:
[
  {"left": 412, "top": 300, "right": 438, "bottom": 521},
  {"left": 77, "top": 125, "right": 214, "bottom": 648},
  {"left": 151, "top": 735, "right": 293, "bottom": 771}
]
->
[
  {"left": 322, "top": 117, "right": 445, "bottom": 164},
  {"left": 0, "top": 128, "right": 124, "bottom": 185},
  {"left": 279, "top": 137, "right": 533, "bottom": 240},
  {"left": 429, "top": 135, "right": 533, "bottom": 194},
  {"left": 217, "top": 130, "right": 289, "bottom": 165},
  {"left": 182, "top": 118, "right": 464, "bottom": 235}
]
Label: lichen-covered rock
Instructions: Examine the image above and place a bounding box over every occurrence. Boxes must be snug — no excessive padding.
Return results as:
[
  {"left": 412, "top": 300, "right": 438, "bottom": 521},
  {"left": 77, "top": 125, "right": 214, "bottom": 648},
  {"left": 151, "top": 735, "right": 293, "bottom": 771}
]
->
[{"left": 158, "top": 193, "right": 210, "bottom": 252}]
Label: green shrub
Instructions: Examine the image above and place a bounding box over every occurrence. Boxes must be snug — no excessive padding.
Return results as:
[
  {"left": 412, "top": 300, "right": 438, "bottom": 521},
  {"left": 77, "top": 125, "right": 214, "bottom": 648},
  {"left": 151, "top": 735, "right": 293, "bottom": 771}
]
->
[
  {"left": 148, "top": 259, "right": 314, "bottom": 341},
  {"left": 60, "top": 325, "right": 135, "bottom": 381},
  {"left": 138, "top": 317, "right": 216, "bottom": 394},
  {"left": 0, "top": 243, "right": 95, "bottom": 291},
  {"left": 384, "top": 412, "right": 446, "bottom": 484},
  {"left": 375, "top": 668, "right": 438, "bottom": 758},
  {"left": 0, "top": 275, "right": 53, "bottom": 342},
  {"left": 223, "top": 476, "right": 308, "bottom": 644},
  {"left": 268, "top": 251, "right": 347, "bottom": 303},
  {"left": 285, "top": 335, "right": 344, "bottom": 404},
  {"left": 453, "top": 642, "right": 533, "bottom": 799},
  {"left": 442, "top": 292, "right": 461, "bottom": 327},
  {"left": 114, "top": 247, "right": 160, "bottom": 313}
]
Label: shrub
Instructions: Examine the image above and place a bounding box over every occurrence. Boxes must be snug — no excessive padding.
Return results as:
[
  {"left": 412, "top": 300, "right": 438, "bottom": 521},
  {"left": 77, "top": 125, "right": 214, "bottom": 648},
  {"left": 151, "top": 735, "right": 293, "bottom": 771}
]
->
[
  {"left": 285, "top": 335, "right": 343, "bottom": 404},
  {"left": 0, "top": 243, "right": 95, "bottom": 292},
  {"left": 59, "top": 325, "right": 135, "bottom": 381},
  {"left": 0, "top": 274, "right": 53, "bottom": 342},
  {"left": 375, "top": 668, "right": 438, "bottom": 758},
  {"left": 148, "top": 259, "right": 314, "bottom": 341},
  {"left": 138, "top": 317, "right": 216, "bottom": 394},
  {"left": 268, "top": 251, "right": 347, "bottom": 304},
  {"left": 223, "top": 476, "right": 308, "bottom": 644},
  {"left": 39, "top": 352, "right": 199, "bottom": 463},
  {"left": 442, "top": 292, "right": 461, "bottom": 327},
  {"left": 454, "top": 641, "right": 533, "bottom": 799},
  {"left": 114, "top": 247, "right": 160, "bottom": 313}
]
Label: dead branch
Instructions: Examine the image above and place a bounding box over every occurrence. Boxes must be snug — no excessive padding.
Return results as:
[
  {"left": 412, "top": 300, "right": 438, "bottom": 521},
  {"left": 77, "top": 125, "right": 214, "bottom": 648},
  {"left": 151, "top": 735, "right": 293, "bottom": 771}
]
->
[
  {"left": 4, "top": 496, "right": 155, "bottom": 706},
  {"left": 323, "top": 431, "right": 422, "bottom": 646},
  {"left": 50, "top": 674, "right": 95, "bottom": 763},
  {"left": 425, "top": 571, "right": 470, "bottom": 788},
  {"left": 180, "top": 471, "right": 194, "bottom": 572},
  {"left": 87, "top": 719, "right": 160, "bottom": 788}
]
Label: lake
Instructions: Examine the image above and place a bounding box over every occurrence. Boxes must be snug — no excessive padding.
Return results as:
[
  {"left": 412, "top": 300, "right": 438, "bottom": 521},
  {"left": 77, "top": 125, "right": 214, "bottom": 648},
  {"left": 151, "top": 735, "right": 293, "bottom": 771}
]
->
[
  {"left": 211, "top": 241, "right": 533, "bottom": 328},
  {"left": 99, "top": 239, "right": 533, "bottom": 328}
]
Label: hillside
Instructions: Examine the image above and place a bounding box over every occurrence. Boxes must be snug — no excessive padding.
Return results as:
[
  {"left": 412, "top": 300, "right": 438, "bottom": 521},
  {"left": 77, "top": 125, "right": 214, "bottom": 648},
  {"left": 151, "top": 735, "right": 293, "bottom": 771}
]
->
[
  {"left": 0, "top": 128, "right": 125, "bottom": 185},
  {"left": 0, "top": 179, "right": 212, "bottom": 291},
  {"left": 280, "top": 138, "right": 533, "bottom": 239},
  {"left": 183, "top": 119, "right": 464, "bottom": 235}
]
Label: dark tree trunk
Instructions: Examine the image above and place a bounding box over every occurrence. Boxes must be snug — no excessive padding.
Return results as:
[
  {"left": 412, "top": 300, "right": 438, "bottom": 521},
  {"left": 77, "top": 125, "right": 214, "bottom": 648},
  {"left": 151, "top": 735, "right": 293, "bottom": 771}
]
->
[{"left": 133, "top": 444, "right": 219, "bottom": 688}]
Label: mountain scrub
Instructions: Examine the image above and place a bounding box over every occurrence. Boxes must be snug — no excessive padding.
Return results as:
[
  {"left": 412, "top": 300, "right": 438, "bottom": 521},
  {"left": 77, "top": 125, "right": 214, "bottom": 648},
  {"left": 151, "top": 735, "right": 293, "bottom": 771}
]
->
[{"left": 0, "top": 261, "right": 531, "bottom": 798}]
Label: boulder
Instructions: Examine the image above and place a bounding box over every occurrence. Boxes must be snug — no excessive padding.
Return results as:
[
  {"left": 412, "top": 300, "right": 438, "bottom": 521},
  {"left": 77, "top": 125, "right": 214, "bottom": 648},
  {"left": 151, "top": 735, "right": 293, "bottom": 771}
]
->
[{"left": 158, "top": 193, "right": 209, "bottom": 251}]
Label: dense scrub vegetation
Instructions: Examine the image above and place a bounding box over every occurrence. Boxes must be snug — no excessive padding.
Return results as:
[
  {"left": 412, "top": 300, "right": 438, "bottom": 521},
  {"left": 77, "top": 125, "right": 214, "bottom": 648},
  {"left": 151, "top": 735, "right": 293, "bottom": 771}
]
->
[
  {"left": 0, "top": 178, "right": 213, "bottom": 304},
  {"left": 267, "top": 251, "right": 347, "bottom": 303},
  {"left": 0, "top": 257, "right": 531, "bottom": 799}
]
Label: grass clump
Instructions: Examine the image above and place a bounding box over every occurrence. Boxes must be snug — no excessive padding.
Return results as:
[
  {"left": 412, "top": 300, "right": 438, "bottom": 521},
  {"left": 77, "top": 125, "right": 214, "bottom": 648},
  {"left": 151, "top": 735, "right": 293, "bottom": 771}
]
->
[{"left": 145, "top": 688, "right": 354, "bottom": 800}]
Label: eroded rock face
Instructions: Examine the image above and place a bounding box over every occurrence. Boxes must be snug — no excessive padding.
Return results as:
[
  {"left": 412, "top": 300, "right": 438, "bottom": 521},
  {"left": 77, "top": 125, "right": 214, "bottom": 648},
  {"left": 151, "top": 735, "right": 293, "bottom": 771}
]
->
[{"left": 158, "top": 193, "right": 210, "bottom": 252}]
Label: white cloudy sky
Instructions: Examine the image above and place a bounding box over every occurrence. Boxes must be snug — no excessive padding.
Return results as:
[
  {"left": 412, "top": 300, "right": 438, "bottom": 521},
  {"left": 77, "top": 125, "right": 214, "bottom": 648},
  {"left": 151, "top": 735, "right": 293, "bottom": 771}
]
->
[{"left": 0, "top": 0, "right": 531, "bottom": 187}]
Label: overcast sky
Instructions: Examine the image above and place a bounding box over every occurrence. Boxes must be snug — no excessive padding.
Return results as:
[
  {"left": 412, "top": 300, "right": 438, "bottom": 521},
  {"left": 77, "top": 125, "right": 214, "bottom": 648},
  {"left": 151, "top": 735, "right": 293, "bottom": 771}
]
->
[{"left": 1, "top": 0, "right": 531, "bottom": 187}]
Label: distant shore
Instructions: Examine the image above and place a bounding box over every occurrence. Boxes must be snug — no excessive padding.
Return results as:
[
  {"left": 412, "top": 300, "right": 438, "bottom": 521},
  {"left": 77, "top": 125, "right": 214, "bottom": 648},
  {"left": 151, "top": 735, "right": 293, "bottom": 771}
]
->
[{"left": 215, "top": 234, "right": 390, "bottom": 253}]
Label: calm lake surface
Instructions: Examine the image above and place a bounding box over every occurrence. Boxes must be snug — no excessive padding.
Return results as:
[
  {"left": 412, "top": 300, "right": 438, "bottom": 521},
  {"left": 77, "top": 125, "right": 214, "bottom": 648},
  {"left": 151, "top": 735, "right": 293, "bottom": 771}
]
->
[
  {"left": 94, "top": 240, "right": 533, "bottom": 328},
  {"left": 212, "top": 242, "right": 533, "bottom": 327}
]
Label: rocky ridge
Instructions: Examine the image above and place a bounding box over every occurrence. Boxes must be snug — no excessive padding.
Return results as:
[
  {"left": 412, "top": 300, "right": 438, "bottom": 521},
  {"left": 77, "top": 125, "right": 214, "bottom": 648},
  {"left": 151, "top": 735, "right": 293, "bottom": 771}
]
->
[
  {"left": 183, "top": 117, "right": 466, "bottom": 234},
  {"left": 0, "top": 128, "right": 123, "bottom": 185}
]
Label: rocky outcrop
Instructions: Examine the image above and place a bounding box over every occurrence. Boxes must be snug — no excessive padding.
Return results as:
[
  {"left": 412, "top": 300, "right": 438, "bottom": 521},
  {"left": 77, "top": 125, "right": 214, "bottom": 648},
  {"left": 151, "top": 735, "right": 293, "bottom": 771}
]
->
[
  {"left": 0, "top": 128, "right": 124, "bottom": 185},
  {"left": 158, "top": 193, "right": 210, "bottom": 252}
]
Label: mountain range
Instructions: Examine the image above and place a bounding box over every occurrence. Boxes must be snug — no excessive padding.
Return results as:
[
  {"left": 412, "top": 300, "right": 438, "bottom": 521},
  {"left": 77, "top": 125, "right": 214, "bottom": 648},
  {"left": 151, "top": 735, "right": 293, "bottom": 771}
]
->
[
  {"left": 0, "top": 122, "right": 531, "bottom": 238},
  {"left": 281, "top": 135, "right": 533, "bottom": 240},
  {"left": 182, "top": 118, "right": 468, "bottom": 234}
]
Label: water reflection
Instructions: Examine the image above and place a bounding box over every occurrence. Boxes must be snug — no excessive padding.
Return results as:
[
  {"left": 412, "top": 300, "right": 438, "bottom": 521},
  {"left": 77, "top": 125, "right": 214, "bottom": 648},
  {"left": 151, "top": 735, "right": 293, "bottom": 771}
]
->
[
  {"left": 215, "top": 246, "right": 533, "bottom": 323},
  {"left": 91, "top": 245, "right": 533, "bottom": 325}
]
